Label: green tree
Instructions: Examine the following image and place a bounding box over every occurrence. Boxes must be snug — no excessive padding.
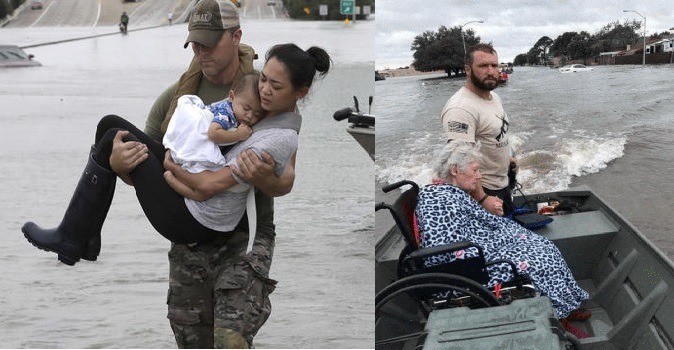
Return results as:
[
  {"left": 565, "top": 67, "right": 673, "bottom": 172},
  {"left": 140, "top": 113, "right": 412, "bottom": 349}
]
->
[
  {"left": 513, "top": 53, "right": 528, "bottom": 66},
  {"left": 567, "top": 31, "right": 597, "bottom": 63},
  {"left": 0, "top": 0, "right": 23, "bottom": 21},
  {"left": 411, "top": 30, "right": 436, "bottom": 69},
  {"left": 532, "top": 36, "right": 554, "bottom": 65},
  {"left": 550, "top": 32, "right": 578, "bottom": 57},
  {"left": 526, "top": 47, "right": 542, "bottom": 65},
  {"left": 0, "top": 0, "right": 10, "bottom": 20},
  {"left": 594, "top": 20, "right": 640, "bottom": 52},
  {"left": 411, "top": 25, "right": 480, "bottom": 77}
]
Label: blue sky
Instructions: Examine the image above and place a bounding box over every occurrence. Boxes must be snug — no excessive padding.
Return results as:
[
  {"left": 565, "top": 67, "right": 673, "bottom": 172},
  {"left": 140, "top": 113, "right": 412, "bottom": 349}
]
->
[{"left": 375, "top": 0, "right": 674, "bottom": 69}]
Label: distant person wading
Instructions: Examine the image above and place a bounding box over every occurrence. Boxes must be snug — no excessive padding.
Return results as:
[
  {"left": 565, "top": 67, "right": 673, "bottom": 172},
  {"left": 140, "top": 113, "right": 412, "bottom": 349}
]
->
[{"left": 119, "top": 11, "right": 129, "bottom": 33}]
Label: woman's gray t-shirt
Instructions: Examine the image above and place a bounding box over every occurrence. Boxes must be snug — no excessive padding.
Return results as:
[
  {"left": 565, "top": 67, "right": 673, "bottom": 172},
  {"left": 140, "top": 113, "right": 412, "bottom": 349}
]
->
[{"left": 185, "top": 112, "right": 300, "bottom": 232}]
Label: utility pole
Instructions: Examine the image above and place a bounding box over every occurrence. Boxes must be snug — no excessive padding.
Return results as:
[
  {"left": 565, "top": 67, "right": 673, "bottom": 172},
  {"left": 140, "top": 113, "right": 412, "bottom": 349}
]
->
[
  {"left": 623, "top": 10, "right": 646, "bottom": 66},
  {"left": 460, "top": 20, "right": 484, "bottom": 58}
]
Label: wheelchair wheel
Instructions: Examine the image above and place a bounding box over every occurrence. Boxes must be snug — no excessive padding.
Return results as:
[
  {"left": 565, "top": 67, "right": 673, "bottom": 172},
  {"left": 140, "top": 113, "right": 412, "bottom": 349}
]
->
[{"left": 375, "top": 273, "right": 500, "bottom": 349}]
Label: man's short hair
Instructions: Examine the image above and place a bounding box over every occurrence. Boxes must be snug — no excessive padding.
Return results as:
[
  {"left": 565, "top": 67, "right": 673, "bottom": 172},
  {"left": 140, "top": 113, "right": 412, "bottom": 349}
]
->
[{"left": 465, "top": 43, "right": 497, "bottom": 66}]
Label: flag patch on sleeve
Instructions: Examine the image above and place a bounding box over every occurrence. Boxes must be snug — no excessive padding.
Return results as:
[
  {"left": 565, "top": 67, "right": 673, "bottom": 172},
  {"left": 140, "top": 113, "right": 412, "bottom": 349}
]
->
[{"left": 446, "top": 121, "right": 469, "bottom": 134}]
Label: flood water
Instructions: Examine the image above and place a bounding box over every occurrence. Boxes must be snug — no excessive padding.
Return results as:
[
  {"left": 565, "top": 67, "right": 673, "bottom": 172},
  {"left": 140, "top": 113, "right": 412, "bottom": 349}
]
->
[
  {"left": 376, "top": 65, "right": 674, "bottom": 258},
  {"left": 0, "top": 20, "right": 374, "bottom": 348}
]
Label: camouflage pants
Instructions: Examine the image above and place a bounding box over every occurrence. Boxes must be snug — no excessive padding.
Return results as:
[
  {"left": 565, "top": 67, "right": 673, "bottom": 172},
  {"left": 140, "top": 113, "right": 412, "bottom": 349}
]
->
[{"left": 166, "top": 229, "right": 277, "bottom": 349}]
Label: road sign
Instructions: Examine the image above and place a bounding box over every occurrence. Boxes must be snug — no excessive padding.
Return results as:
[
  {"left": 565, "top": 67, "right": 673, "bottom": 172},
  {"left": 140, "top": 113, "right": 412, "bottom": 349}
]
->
[
  {"left": 319, "top": 4, "right": 328, "bottom": 16},
  {"left": 340, "top": 0, "right": 354, "bottom": 15}
]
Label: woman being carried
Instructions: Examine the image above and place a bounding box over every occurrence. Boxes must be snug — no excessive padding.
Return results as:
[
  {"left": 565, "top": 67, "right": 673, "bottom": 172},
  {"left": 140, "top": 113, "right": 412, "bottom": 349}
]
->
[
  {"left": 416, "top": 141, "right": 590, "bottom": 335},
  {"left": 21, "top": 43, "right": 331, "bottom": 265}
]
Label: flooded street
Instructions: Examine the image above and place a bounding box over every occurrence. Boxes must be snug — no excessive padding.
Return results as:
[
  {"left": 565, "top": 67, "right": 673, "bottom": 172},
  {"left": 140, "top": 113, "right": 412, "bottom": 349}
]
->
[
  {"left": 1, "top": 19, "right": 374, "bottom": 348},
  {"left": 376, "top": 65, "right": 674, "bottom": 258}
]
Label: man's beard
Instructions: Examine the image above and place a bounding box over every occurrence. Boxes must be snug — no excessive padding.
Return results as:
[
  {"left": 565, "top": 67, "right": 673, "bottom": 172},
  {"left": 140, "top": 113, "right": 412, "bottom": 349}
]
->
[{"left": 470, "top": 70, "right": 498, "bottom": 91}]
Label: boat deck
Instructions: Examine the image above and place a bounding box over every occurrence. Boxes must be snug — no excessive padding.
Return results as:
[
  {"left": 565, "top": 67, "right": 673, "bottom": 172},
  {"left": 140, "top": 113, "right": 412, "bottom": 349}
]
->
[{"left": 376, "top": 188, "right": 674, "bottom": 350}]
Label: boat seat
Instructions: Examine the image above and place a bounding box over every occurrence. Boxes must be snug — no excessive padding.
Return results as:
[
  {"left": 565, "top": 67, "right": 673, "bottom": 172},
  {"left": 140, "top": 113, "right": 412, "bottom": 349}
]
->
[
  {"left": 422, "top": 297, "right": 572, "bottom": 350},
  {"left": 375, "top": 180, "right": 536, "bottom": 309},
  {"left": 535, "top": 210, "right": 618, "bottom": 280}
]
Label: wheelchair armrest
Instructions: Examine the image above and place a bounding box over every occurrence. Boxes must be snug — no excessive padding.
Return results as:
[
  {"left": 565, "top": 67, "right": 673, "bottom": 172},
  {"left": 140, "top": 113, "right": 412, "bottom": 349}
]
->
[
  {"left": 403, "top": 241, "right": 486, "bottom": 266},
  {"left": 382, "top": 180, "right": 419, "bottom": 193}
]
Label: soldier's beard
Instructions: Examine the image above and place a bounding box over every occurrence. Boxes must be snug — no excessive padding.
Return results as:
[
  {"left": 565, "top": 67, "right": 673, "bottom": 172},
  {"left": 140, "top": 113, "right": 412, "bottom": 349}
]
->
[{"left": 470, "top": 70, "right": 498, "bottom": 91}]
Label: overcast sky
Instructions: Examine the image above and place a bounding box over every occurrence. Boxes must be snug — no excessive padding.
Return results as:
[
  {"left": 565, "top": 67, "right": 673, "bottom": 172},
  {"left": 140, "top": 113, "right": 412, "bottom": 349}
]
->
[{"left": 375, "top": 0, "right": 674, "bottom": 70}]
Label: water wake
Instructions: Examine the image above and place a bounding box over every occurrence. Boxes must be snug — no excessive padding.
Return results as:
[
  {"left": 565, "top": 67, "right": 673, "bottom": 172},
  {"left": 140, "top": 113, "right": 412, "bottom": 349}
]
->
[{"left": 376, "top": 134, "right": 627, "bottom": 195}]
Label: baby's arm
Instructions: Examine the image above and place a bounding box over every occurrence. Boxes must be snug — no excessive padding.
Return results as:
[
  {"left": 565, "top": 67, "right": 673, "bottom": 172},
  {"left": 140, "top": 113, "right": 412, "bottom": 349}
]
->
[{"left": 208, "top": 122, "right": 252, "bottom": 145}]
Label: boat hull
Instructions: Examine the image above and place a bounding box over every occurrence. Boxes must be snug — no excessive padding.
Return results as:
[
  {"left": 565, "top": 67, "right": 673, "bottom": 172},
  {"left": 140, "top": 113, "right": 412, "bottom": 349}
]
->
[
  {"left": 347, "top": 125, "right": 374, "bottom": 160},
  {"left": 376, "top": 187, "right": 674, "bottom": 349}
]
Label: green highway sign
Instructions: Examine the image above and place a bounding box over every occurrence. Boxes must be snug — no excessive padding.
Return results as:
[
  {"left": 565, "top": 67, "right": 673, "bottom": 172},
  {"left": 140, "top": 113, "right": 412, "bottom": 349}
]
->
[{"left": 340, "top": 0, "right": 354, "bottom": 15}]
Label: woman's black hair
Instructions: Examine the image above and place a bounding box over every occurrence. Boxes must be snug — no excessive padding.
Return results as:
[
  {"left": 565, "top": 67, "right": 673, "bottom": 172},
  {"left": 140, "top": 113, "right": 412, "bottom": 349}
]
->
[{"left": 265, "top": 43, "right": 331, "bottom": 90}]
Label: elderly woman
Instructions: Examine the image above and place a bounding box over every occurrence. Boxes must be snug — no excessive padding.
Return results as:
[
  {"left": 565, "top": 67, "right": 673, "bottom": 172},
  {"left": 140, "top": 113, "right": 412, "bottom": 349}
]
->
[{"left": 416, "top": 141, "right": 590, "bottom": 326}]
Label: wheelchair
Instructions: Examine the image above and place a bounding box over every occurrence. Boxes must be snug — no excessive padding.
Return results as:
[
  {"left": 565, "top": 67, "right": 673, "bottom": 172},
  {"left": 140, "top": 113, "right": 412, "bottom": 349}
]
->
[{"left": 375, "top": 180, "right": 539, "bottom": 349}]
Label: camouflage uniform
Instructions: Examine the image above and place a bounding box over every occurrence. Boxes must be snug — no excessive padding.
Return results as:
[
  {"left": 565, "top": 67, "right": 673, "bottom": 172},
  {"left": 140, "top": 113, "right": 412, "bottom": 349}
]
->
[{"left": 166, "top": 200, "right": 278, "bottom": 348}]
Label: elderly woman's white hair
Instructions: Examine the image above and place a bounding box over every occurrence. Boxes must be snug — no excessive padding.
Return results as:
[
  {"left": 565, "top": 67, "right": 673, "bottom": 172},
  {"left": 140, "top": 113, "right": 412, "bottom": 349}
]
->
[{"left": 432, "top": 141, "right": 482, "bottom": 181}]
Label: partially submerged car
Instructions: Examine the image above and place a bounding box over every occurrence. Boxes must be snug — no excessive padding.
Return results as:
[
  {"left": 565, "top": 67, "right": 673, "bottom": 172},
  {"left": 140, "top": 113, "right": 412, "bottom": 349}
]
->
[
  {"left": 0, "top": 45, "right": 42, "bottom": 68},
  {"left": 30, "top": 0, "right": 43, "bottom": 10},
  {"left": 559, "top": 64, "right": 593, "bottom": 73}
]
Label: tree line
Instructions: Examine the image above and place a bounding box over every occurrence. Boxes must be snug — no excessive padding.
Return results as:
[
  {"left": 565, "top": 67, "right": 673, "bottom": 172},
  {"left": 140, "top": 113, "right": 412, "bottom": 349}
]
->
[
  {"left": 409, "top": 20, "right": 672, "bottom": 74},
  {"left": 514, "top": 20, "right": 672, "bottom": 66},
  {"left": 0, "top": 0, "right": 25, "bottom": 22}
]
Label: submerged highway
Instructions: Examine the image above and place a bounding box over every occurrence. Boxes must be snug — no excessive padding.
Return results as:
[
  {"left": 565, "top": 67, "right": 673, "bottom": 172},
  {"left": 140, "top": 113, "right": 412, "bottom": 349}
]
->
[{"left": 4, "top": 0, "right": 287, "bottom": 28}]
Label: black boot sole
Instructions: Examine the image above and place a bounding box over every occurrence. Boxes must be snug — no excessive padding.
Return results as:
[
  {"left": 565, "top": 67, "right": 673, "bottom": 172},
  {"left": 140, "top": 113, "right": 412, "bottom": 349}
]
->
[{"left": 22, "top": 223, "right": 80, "bottom": 266}]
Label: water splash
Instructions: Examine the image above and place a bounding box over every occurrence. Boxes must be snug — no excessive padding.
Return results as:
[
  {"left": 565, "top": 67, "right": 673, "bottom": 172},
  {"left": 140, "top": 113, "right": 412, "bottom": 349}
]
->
[{"left": 517, "top": 135, "right": 627, "bottom": 193}]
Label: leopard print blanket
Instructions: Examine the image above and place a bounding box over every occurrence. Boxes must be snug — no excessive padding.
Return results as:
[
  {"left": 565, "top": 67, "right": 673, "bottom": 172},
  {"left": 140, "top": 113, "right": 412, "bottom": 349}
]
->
[{"left": 416, "top": 183, "right": 588, "bottom": 318}]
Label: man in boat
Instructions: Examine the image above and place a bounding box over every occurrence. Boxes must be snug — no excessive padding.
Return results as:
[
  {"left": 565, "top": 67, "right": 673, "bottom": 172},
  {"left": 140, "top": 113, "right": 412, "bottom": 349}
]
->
[
  {"left": 499, "top": 68, "right": 509, "bottom": 84},
  {"left": 114, "top": 0, "right": 294, "bottom": 347},
  {"left": 440, "top": 43, "right": 516, "bottom": 216}
]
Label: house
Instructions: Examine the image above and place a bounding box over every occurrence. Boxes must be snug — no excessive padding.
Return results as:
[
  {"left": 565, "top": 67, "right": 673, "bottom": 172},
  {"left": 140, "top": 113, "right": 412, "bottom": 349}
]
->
[
  {"left": 646, "top": 38, "right": 673, "bottom": 54},
  {"left": 597, "top": 51, "right": 621, "bottom": 65},
  {"left": 604, "top": 37, "right": 674, "bottom": 65},
  {"left": 616, "top": 37, "right": 662, "bottom": 56}
]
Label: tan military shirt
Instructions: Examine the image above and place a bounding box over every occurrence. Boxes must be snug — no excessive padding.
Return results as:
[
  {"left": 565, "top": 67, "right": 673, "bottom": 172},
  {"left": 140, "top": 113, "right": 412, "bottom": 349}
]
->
[{"left": 441, "top": 86, "right": 510, "bottom": 190}]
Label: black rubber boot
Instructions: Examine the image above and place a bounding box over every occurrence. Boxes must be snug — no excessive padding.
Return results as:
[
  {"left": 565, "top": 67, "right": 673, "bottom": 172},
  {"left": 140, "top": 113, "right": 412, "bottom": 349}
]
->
[
  {"left": 80, "top": 174, "right": 115, "bottom": 261},
  {"left": 81, "top": 232, "right": 102, "bottom": 262},
  {"left": 81, "top": 157, "right": 116, "bottom": 262},
  {"left": 22, "top": 146, "right": 116, "bottom": 265}
]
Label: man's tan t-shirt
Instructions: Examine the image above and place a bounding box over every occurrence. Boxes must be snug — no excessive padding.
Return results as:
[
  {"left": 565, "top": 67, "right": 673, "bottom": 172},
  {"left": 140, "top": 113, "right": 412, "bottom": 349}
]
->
[{"left": 441, "top": 86, "right": 510, "bottom": 190}]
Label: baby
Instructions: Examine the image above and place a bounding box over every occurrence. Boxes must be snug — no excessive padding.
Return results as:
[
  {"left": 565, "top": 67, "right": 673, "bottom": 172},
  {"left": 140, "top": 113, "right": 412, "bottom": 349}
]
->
[
  {"left": 163, "top": 72, "right": 263, "bottom": 174},
  {"left": 207, "top": 72, "right": 263, "bottom": 148}
]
